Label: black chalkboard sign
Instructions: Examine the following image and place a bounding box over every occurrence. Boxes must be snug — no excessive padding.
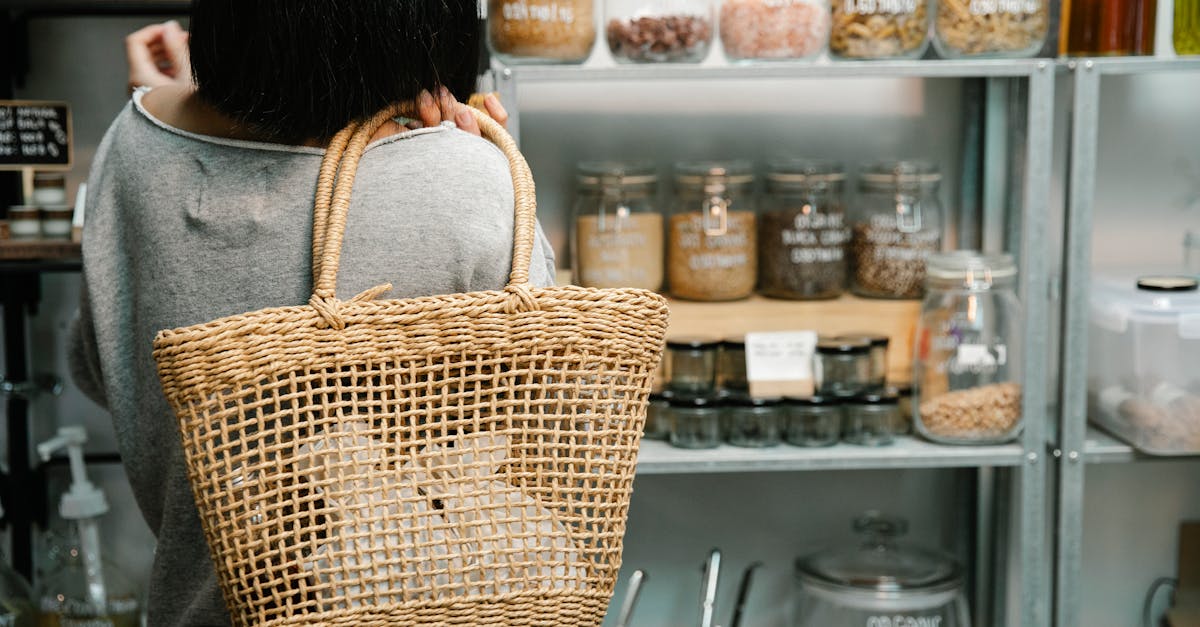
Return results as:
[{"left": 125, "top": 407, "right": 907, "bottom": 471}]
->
[{"left": 0, "top": 101, "right": 72, "bottom": 170}]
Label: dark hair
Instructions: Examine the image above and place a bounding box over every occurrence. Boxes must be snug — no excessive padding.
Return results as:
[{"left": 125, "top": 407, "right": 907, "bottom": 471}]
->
[{"left": 189, "top": 0, "right": 481, "bottom": 143}]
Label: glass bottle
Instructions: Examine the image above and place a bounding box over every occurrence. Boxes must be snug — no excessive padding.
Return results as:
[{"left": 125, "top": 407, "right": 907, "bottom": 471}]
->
[
  {"left": 668, "top": 161, "right": 758, "bottom": 301},
  {"left": 36, "top": 539, "right": 140, "bottom": 627},
  {"left": 830, "top": 0, "right": 931, "bottom": 59},
  {"left": 850, "top": 161, "right": 943, "bottom": 300},
  {"left": 758, "top": 160, "right": 848, "bottom": 300},
  {"left": 572, "top": 161, "right": 664, "bottom": 291},
  {"left": 720, "top": 0, "right": 831, "bottom": 61},
  {"left": 606, "top": 0, "right": 715, "bottom": 62},
  {"left": 487, "top": 0, "right": 597, "bottom": 64},
  {"left": 1177, "top": 0, "right": 1200, "bottom": 53},
  {"left": 914, "top": 252, "right": 1023, "bottom": 445},
  {"left": 933, "top": 0, "right": 1049, "bottom": 57}
]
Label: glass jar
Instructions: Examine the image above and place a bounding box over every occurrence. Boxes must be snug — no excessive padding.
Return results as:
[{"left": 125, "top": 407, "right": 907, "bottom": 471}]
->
[
  {"left": 793, "top": 513, "right": 971, "bottom": 627},
  {"left": 645, "top": 391, "right": 673, "bottom": 440},
  {"left": 720, "top": 0, "right": 831, "bottom": 61},
  {"left": 1178, "top": 0, "right": 1200, "bottom": 54},
  {"left": 719, "top": 338, "right": 749, "bottom": 396},
  {"left": 759, "top": 160, "right": 848, "bottom": 300},
  {"left": 726, "top": 396, "right": 783, "bottom": 447},
  {"left": 830, "top": 0, "right": 931, "bottom": 59},
  {"left": 815, "top": 337, "right": 873, "bottom": 398},
  {"left": 487, "top": 0, "right": 596, "bottom": 64},
  {"left": 842, "top": 391, "right": 899, "bottom": 446},
  {"left": 669, "top": 161, "right": 758, "bottom": 301},
  {"left": 851, "top": 161, "right": 943, "bottom": 300},
  {"left": 785, "top": 396, "right": 843, "bottom": 447},
  {"left": 1065, "top": 0, "right": 1158, "bottom": 55},
  {"left": 606, "top": 0, "right": 715, "bottom": 62},
  {"left": 32, "top": 172, "right": 67, "bottom": 206},
  {"left": 889, "top": 382, "right": 914, "bottom": 434},
  {"left": 669, "top": 396, "right": 724, "bottom": 449},
  {"left": 7, "top": 206, "right": 40, "bottom": 239},
  {"left": 666, "top": 337, "right": 721, "bottom": 396},
  {"left": 836, "top": 332, "right": 889, "bottom": 390},
  {"left": 933, "top": 0, "right": 1049, "bottom": 57},
  {"left": 914, "top": 252, "right": 1023, "bottom": 445},
  {"left": 572, "top": 161, "right": 664, "bottom": 291}
]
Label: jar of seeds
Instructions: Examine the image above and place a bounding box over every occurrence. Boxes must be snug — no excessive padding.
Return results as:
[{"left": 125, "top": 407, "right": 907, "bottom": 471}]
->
[
  {"left": 759, "top": 159, "right": 849, "bottom": 300},
  {"left": 850, "top": 161, "right": 943, "bottom": 300},
  {"left": 572, "top": 161, "right": 664, "bottom": 291},
  {"left": 669, "top": 161, "right": 758, "bottom": 301}
]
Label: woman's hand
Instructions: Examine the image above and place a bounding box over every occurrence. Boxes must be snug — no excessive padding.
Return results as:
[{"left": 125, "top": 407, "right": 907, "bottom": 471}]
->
[
  {"left": 126, "top": 21, "right": 192, "bottom": 94},
  {"left": 412, "top": 87, "right": 509, "bottom": 137}
]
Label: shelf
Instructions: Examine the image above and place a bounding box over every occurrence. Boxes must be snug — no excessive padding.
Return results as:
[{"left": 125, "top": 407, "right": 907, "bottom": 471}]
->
[
  {"left": 1070, "top": 57, "right": 1200, "bottom": 75},
  {"left": 1083, "top": 425, "right": 1200, "bottom": 464},
  {"left": 635, "top": 435, "right": 1025, "bottom": 474},
  {"left": 507, "top": 58, "right": 1051, "bottom": 82}
]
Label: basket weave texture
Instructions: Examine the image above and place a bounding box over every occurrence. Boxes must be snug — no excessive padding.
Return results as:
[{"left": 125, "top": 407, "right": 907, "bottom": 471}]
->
[{"left": 153, "top": 104, "right": 669, "bottom": 627}]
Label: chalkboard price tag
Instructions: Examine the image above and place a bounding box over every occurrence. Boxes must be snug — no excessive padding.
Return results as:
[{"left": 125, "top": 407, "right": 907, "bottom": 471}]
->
[{"left": 0, "top": 100, "right": 73, "bottom": 170}]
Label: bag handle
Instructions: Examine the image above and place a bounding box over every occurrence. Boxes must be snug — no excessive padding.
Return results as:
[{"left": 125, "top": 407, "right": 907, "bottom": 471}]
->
[{"left": 309, "top": 103, "right": 539, "bottom": 329}]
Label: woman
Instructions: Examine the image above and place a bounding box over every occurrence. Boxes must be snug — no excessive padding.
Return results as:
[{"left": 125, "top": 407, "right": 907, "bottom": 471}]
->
[{"left": 69, "top": 3, "right": 557, "bottom": 626}]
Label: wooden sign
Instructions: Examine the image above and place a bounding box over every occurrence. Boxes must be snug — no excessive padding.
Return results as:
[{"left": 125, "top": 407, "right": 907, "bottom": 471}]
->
[{"left": 0, "top": 100, "right": 72, "bottom": 171}]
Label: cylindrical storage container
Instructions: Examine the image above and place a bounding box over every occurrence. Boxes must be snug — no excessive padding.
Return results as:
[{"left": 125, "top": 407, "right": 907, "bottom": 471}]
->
[
  {"left": 7, "top": 207, "right": 41, "bottom": 239},
  {"left": 794, "top": 513, "right": 971, "bottom": 627},
  {"left": 933, "top": 0, "right": 1049, "bottom": 57},
  {"left": 890, "top": 382, "right": 914, "bottom": 434},
  {"left": 830, "top": 0, "right": 931, "bottom": 59},
  {"left": 785, "top": 396, "right": 843, "bottom": 447},
  {"left": 758, "top": 160, "right": 848, "bottom": 300},
  {"left": 719, "top": 338, "right": 750, "bottom": 396},
  {"left": 726, "top": 396, "right": 784, "bottom": 448},
  {"left": 645, "top": 391, "right": 673, "bottom": 440},
  {"left": 1178, "top": 0, "right": 1200, "bottom": 53},
  {"left": 665, "top": 337, "right": 721, "bottom": 396},
  {"left": 842, "top": 391, "right": 899, "bottom": 446},
  {"left": 572, "top": 161, "right": 664, "bottom": 291},
  {"left": 606, "top": 0, "right": 715, "bottom": 62},
  {"left": 668, "top": 396, "right": 724, "bottom": 449},
  {"left": 41, "top": 207, "right": 73, "bottom": 240},
  {"left": 914, "top": 252, "right": 1023, "bottom": 445},
  {"left": 836, "top": 332, "right": 889, "bottom": 390},
  {"left": 669, "top": 161, "right": 758, "bottom": 301},
  {"left": 720, "top": 0, "right": 832, "bottom": 61},
  {"left": 487, "top": 0, "right": 596, "bottom": 64},
  {"left": 850, "top": 161, "right": 943, "bottom": 300},
  {"left": 32, "top": 173, "right": 67, "bottom": 206},
  {"left": 815, "top": 337, "right": 873, "bottom": 398}
]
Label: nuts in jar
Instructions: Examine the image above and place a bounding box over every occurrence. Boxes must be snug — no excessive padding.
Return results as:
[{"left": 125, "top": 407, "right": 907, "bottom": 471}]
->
[
  {"left": 830, "top": 0, "right": 930, "bottom": 59},
  {"left": 488, "top": 0, "right": 597, "bottom": 63},
  {"left": 917, "top": 382, "right": 1022, "bottom": 442},
  {"left": 934, "top": 0, "right": 1048, "bottom": 57},
  {"left": 719, "top": 0, "right": 831, "bottom": 60},
  {"left": 607, "top": 14, "right": 714, "bottom": 62}
]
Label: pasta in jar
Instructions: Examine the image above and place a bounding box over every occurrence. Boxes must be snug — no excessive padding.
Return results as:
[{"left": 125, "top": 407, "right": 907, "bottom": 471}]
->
[{"left": 830, "top": 0, "right": 930, "bottom": 59}]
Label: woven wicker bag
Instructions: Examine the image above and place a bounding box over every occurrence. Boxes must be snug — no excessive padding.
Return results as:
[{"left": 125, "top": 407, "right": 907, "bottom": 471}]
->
[{"left": 153, "top": 103, "right": 669, "bottom": 627}]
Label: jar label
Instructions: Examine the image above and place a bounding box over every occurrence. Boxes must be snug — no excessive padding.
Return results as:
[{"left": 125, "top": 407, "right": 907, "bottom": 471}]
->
[
  {"left": 500, "top": 0, "right": 578, "bottom": 24},
  {"left": 866, "top": 616, "right": 944, "bottom": 627},
  {"left": 966, "top": 0, "right": 1040, "bottom": 15},
  {"left": 843, "top": 0, "right": 920, "bottom": 14},
  {"left": 745, "top": 331, "right": 818, "bottom": 397},
  {"left": 576, "top": 213, "right": 664, "bottom": 290},
  {"left": 668, "top": 211, "right": 757, "bottom": 300}
]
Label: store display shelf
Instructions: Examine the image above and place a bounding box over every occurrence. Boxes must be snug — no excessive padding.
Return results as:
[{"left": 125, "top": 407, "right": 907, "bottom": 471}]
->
[
  {"left": 635, "top": 435, "right": 1025, "bottom": 474},
  {"left": 1070, "top": 57, "right": 1200, "bottom": 75},
  {"left": 1083, "top": 425, "right": 1200, "bottom": 464}
]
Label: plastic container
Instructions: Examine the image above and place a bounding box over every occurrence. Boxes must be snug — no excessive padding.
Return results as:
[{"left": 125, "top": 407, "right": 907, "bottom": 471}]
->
[
  {"left": 815, "top": 337, "right": 873, "bottom": 398},
  {"left": 830, "top": 0, "right": 931, "bottom": 59},
  {"left": 793, "top": 513, "right": 971, "bottom": 627},
  {"left": 668, "top": 396, "right": 724, "bottom": 449},
  {"left": 758, "top": 160, "right": 848, "bottom": 300},
  {"left": 726, "top": 396, "right": 784, "bottom": 447},
  {"left": 487, "top": 0, "right": 596, "bottom": 64},
  {"left": 719, "top": 338, "right": 750, "bottom": 395},
  {"left": 1088, "top": 273, "right": 1200, "bottom": 454},
  {"left": 572, "top": 161, "right": 664, "bottom": 291},
  {"left": 668, "top": 161, "right": 758, "bottom": 301},
  {"left": 606, "top": 0, "right": 715, "bottom": 62},
  {"left": 665, "top": 337, "right": 721, "bottom": 396},
  {"left": 785, "top": 396, "right": 843, "bottom": 447},
  {"left": 842, "top": 391, "right": 900, "bottom": 446},
  {"left": 720, "top": 0, "right": 831, "bottom": 61},
  {"left": 850, "top": 162, "right": 943, "bottom": 300},
  {"left": 914, "top": 252, "right": 1023, "bottom": 445},
  {"left": 934, "top": 0, "right": 1049, "bottom": 57}
]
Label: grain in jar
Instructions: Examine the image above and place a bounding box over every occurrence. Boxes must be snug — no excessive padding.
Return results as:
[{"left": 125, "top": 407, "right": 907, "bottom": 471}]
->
[
  {"left": 607, "top": 0, "right": 715, "bottom": 62},
  {"left": 850, "top": 161, "right": 942, "bottom": 300},
  {"left": 933, "top": 0, "right": 1049, "bottom": 57},
  {"left": 669, "top": 161, "right": 757, "bottom": 301},
  {"left": 572, "top": 162, "right": 664, "bottom": 291},
  {"left": 830, "top": 0, "right": 931, "bottom": 59},
  {"left": 759, "top": 159, "right": 848, "bottom": 300},
  {"left": 720, "top": 0, "right": 831, "bottom": 61},
  {"left": 488, "top": 0, "right": 596, "bottom": 63}
]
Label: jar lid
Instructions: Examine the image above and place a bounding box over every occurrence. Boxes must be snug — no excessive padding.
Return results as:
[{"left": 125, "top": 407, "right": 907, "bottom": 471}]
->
[
  {"left": 816, "top": 337, "right": 872, "bottom": 355},
  {"left": 836, "top": 332, "right": 890, "bottom": 348},
  {"left": 33, "top": 172, "right": 66, "bottom": 183},
  {"left": 577, "top": 161, "right": 659, "bottom": 188},
  {"left": 727, "top": 394, "right": 783, "bottom": 407},
  {"left": 668, "top": 395, "right": 723, "bottom": 409},
  {"left": 887, "top": 382, "right": 913, "bottom": 397},
  {"left": 925, "top": 251, "right": 1018, "bottom": 284},
  {"left": 795, "top": 513, "right": 963, "bottom": 595},
  {"left": 859, "top": 160, "right": 942, "bottom": 188},
  {"left": 849, "top": 391, "right": 900, "bottom": 405},
  {"left": 1136, "top": 275, "right": 1199, "bottom": 292},
  {"left": 766, "top": 159, "right": 846, "bottom": 185},
  {"left": 42, "top": 207, "right": 74, "bottom": 219},
  {"left": 786, "top": 395, "right": 843, "bottom": 406},
  {"left": 667, "top": 336, "right": 722, "bottom": 350},
  {"left": 674, "top": 160, "right": 755, "bottom": 186},
  {"left": 721, "top": 337, "right": 746, "bottom": 349},
  {"left": 649, "top": 390, "right": 675, "bottom": 402}
]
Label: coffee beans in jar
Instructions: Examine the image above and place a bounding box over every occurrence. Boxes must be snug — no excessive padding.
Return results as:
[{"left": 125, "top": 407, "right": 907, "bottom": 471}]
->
[
  {"left": 759, "top": 160, "right": 848, "bottom": 300},
  {"left": 669, "top": 161, "right": 758, "bottom": 301},
  {"left": 851, "top": 161, "right": 943, "bottom": 300},
  {"left": 573, "top": 162, "right": 664, "bottom": 291},
  {"left": 606, "top": 0, "right": 715, "bottom": 62},
  {"left": 488, "top": 0, "right": 597, "bottom": 63},
  {"left": 830, "top": 0, "right": 931, "bottom": 59}
]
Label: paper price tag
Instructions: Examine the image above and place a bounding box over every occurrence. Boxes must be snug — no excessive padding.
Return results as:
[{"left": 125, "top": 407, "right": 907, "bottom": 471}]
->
[{"left": 745, "top": 331, "right": 818, "bottom": 398}]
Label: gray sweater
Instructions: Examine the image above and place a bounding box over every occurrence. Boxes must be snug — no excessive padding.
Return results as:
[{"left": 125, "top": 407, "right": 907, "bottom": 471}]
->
[{"left": 69, "top": 91, "right": 557, "bottom": 627}]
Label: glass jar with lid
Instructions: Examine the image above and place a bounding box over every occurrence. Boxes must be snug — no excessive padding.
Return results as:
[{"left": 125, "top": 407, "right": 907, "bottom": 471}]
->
[
  {"left": 488, "top": 0, "right": 596, "bottom": 64},
  {"left": 669, "top": 161, "right": 758, "bottom": 301},
  {"left": 606, "top": 0, "right": 715, "bottom": 62},
  {"left": 815, "top": 337, "right": 873, "bottom": 398},
  {"left": 933, "top": 0, "right": 1048, "bottom": 58},
  {"left": 726, "top": 396, "right": 783, "bottom": 447},
  {"left": 572, "top": 161, "right": 664, "bottom": 291},
  {"left": 720, "top": 0, "right": 831, "bottom": 62},
  {"left": 665, "top": 337, "right": 721, "bottom": 396},
  {"left": 785, "top": 396, "right": 842, "bottom": 447},
  {"left": 836, "top": 332, "right": 889, "bottom": 390},
  {"left": 830, "top": 0, "right": 931, "bottom": 59},
  {"left": 914, "top": 252, "right": 1023, "bottom": 445},
  {"left": 645, "top": 391, "right": 673, "bottom": 440},
  {"left": 668, "top": 396, "right": 724, "bottom": 449},
  {"left": 850, "top": 161, "right": 943, "bottom": 300},
  {"left": 719, "top": 338, "right": 749, "bottom": 396},
  {"left": 759, "top": 160, "right": 849, "bottom": 300},
  {"left": 793, "top": 513, "right": 970, "bottom": 627},
  {"left": 842, "top": 391, "right": 900, "bottom": 446}
]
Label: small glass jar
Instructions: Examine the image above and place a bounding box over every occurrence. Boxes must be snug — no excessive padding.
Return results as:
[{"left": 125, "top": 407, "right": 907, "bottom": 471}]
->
[
  {"left": 645, "top": 391, "right": 673, "bottom": 440},
  {"left": 933, "top": 0, "right": 1048, "bottom": 58},
  {"left": 726, "top": 396, "right": 783, "bottom": 448},
  {"left": 32, "top": 173, "right": 67, "bottom": 206},
  {"left": 785, "top": 396, "right": 843, "bottom": 447},
  {"left": 669, "top": 396, "right": 724, "bottom": 449},
  {"left": 758, "top": 160, "right": 848, "bottom": 300},
  {"left": 837, "top": 332, "right": 889, "bottom": 390},
  {"left": 606, "top": 0, "right": 715, "bottom": 62},
  {"left": 572, "top": 162, "right": 664, "bottom": 291},
  {"left": 843, "top": 392, "right": 899, "bottom": 446},
  {"left": 7, "top": 206, "right": 40, "bottom": 240},
  {"left": 668, "top": 161, "right": 758, "bottom": 301},
  {"left": 914, "top": 252, "right": 1023, "bottom": 445},
  {"left": 890, "top": 382, "right": 914, "bottom": 435},
  {"left": 720, "top": 0, "right": 831, "bottom": 61},
  {"left": 665, "top": 337, "right": 721, "bottom": 396},
  {"left": 487, "top": 0, "right": 596, "bottom": 64},
  {"left": 831, "top": 0, "right": 931, "bottom": 59},
  {"left": 41, "top": 207, "right": 73, "bottom": 240},
  {"left": 718, "top": 338, "right": 749, "bottom": 396},
  {"left": 815, "top": 337, "right": 873, "bottom": 398},
  {"left": 851, "top": 161, "right": 943, "bottom": 300}
]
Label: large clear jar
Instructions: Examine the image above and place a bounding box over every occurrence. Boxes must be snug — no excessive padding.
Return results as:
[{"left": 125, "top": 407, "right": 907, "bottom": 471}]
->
[
  {"left": 830, "top": 0, "right": 931, "bottom": 59},
  {"left": 488, "top": 0, "right": 596, "bottom": 64},
  {"left": 606, "top": 0, "right": 715, "bottom": 62},
  {"left": 668, "top": 161, "right": 758, "bottom": 301},
  {"left": 572, "top": 161, "right": 664, "bottom": 291},
  {"left": 914, "top": 252, "right": 1023, "bottom": 445},
  {"left": 759, "top": 160, "right": 848, "bottom": 300},
  {"left": 933, "top": 0, "right": 1048, "bottom": 57},
  {"left": 850, "top": 162, "right": 943, "bottom": 300},
  {"left": 720, "top": 0, "right": 832, "bottom": 61}
]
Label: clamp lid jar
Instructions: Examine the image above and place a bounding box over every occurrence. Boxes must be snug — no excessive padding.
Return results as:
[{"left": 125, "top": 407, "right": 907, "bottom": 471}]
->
[
  {"left": 759, "top": 160, "right": 849, "bottom": 300},
  {"left": 851, "top": 161, "right": 943, "bottom": 300},
  {"left": 572, "top": 161, "right": 664, "bottom": 291},
  {"left": 669, "top": 161, "right": 758, "bottom": 302}
]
